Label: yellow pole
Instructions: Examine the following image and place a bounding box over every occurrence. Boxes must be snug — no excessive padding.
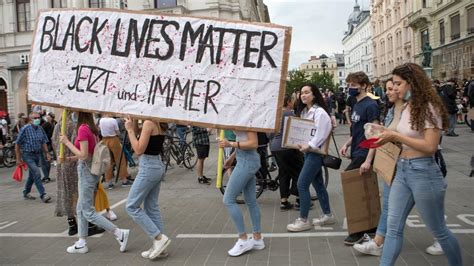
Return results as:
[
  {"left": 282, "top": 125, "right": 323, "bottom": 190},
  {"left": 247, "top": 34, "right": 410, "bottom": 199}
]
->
[
  {"left": 216, "top": 129, "right": 225, "bottom": 188},
  {"left": 59, "top": 109, "right": 67, "bottom": 163}
]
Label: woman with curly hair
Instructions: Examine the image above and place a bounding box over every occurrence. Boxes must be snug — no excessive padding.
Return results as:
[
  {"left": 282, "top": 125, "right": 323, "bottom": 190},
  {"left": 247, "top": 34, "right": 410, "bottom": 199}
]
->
[{"left": 376, "top": 63, "right": 461, "bottom": 266}]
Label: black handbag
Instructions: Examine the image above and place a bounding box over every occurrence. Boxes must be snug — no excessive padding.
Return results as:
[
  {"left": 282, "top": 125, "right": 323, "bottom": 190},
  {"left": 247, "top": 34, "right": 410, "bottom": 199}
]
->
[{"left": 323, "top": 134, "right": 342, "bottom": 170}]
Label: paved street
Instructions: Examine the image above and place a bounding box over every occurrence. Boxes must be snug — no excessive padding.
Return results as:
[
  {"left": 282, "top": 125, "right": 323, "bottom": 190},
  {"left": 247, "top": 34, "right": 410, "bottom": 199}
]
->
[{"left": 0, "top": 124, "right": 473, "bottom": 266}]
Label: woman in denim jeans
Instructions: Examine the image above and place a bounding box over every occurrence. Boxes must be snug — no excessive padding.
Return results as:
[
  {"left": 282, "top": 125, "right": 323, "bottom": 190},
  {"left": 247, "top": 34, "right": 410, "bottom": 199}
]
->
[
  {"left": 219, "top": 131, "right": 263, "bottom": 257},
  {"left": 287, "top": 84, "right": 334, "bottom": 232},
  {"left": 124, "top": 117, "right": 170, "bottom": 260},
  {"left": 60, "top": 112, "right": 129, "bottom": 254},
  {"left": 376, "top": 63, "right": 462, "bottom": 266}
]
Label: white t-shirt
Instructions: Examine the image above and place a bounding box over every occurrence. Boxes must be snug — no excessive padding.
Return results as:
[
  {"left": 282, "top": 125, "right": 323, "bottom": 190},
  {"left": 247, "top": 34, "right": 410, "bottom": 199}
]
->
[{"left": 99, "top": 117, "right": 119, "bottom": 137}]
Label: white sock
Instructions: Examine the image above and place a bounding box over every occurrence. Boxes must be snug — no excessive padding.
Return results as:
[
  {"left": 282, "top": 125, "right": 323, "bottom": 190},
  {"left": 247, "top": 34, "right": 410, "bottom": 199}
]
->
[
  {"left": 76, "top": 238, "right": 86, "bottom": 247},
  {"left": 113, "top": 228, "right": 122, "bottom": 239}
]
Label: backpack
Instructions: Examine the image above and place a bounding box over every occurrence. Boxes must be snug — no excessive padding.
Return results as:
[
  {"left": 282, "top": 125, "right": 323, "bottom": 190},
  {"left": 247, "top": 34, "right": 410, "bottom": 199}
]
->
[{"left": 90, "top": 140, "right": 111, "bottom": 176}]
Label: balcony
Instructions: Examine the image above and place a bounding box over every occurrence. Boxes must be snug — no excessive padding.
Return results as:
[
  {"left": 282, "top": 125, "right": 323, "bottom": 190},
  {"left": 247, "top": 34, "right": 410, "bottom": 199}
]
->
[{"left": 407, "top": 8, "right": 431, "bottom": 29}]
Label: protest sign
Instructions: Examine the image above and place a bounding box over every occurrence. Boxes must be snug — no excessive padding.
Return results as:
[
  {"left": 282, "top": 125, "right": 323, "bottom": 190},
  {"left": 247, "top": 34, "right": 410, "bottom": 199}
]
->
[
  {"left": 28, "top": 9, "right": 291, "bottom": 132},
  {"left": 374, "top": 142, "right": 401, "bottom": 185},
  {"left": 282, "top": 116, "right": 329, "bottom": 154}
]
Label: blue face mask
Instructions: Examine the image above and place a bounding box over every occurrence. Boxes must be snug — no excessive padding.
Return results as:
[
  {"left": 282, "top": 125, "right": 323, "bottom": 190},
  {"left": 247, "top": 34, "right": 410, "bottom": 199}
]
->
[
  {"left": 403, "top": 90, "right": 412, "bottom": 101},
  {"left": 33, "top": 119, "right": 41, "bottom": 126},
  {"left": 348, "top": 87, "right": 360, "bottom": 97}
]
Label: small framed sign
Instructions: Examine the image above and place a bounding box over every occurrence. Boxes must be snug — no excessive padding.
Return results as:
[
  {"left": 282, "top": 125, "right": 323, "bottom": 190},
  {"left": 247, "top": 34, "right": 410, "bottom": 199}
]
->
[{"left": 282, "top": 116, "right": 330, "bottom": 154}]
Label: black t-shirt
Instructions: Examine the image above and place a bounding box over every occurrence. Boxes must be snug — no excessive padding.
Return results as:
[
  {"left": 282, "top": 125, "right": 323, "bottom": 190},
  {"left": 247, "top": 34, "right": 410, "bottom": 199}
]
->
[
  {"left": 346, "top": 96, "right": 357, "bottom": 114},
  {"left": 350, "top": 96, "right": 380, "bottom": 158}
]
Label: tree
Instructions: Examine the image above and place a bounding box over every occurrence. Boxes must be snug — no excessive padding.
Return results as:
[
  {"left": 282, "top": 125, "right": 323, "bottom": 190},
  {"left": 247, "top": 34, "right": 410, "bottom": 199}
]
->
[
  {"left": 309, "top": 72, "right": 337, "bottom": 91},
  {"left": 286, "top": 69, "right": 308, "bottom": 94}
]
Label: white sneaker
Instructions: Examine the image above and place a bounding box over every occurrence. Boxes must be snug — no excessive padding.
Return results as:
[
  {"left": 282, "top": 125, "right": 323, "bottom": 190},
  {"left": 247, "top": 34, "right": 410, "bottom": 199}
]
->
[
  {"left": 228, "top": 238, "right": 254, "bottom": 257},
  {"left": 149, "top": 234, "right": 171, "bottom": 260},
  {"left": 141, "top": 247, "right": 169, "bottom": 259},
  {"left": 106, "top": 210, "right": 118, "bottom": 221},
  {"left": 426, "top": 241, "right": 444, "bottom": 256},
  {"left": 287, "top": 218, "right": 312, "bottom": 232},
  {"left": 250, "top": 237, "right": 265, "bottom": 250},
  {"left": 115, "top": 229, "right": 130, "bottom": 252},
  {"left": 353, "top": 234, "right": 382, "bottom": 256},
  {"left": 312, "top": 214, "right": 336, "bottom": 226},
  {"left": 66, "top": 241, "right": 89, "bottom": 254}
]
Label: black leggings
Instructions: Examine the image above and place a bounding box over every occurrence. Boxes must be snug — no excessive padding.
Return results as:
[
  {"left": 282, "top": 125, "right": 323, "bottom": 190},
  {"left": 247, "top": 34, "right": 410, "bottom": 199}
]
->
[{"left": 273, "top": 149, "right": 304, "bottom": 199}]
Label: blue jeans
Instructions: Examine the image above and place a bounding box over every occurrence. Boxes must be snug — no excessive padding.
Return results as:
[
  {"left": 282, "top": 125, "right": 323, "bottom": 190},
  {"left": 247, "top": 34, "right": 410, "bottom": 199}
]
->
[
  {"left": 376, "top": 182, "right": 390, "bottom": 237},
  {"left": 297, "top": 153, "right": 331, "bottom": 219},
  {"left": 381, "top": 157, "right": 462, "bottom": 266},
  {"left": 39, "top": 152, "right": 51, "bottom": 179},
  {"left": 77, "top": 160, "right": 117, "bottom": 237},
  {"left": 126, "top": 155, "right": 165, "bottom": 239},
  {"left": 223, "top": 149, "right": 261, "bottom": 235},
  {"left": 447, "top": 114, "right": 456, "bottom": 134},
  {"left": 22, "top": 151, "right": 46, "bottom": 198}
]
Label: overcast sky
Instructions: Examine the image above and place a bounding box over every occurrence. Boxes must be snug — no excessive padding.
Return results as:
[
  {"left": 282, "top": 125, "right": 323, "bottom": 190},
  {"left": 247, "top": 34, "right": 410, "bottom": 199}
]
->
[{"left": 265, "top": 0, "right": 371, "bottom": 70}]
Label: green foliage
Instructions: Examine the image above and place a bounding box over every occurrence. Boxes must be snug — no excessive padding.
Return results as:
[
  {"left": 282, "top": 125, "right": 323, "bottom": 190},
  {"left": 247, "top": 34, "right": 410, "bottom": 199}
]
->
[{"left": 286, "top": 69, "right": 338, "bottom": 94}]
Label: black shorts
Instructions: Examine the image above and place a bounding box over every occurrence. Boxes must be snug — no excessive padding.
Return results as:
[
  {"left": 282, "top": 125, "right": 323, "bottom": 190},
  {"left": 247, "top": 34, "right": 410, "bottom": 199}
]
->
[{"left": 195, "top": 144, "right": 210, "bottom": 159}]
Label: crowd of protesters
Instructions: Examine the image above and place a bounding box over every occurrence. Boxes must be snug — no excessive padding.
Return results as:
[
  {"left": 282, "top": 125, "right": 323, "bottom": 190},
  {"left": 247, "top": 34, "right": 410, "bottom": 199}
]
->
[{"left": 7, "top": 63, "right": 472, "bottom": 264}]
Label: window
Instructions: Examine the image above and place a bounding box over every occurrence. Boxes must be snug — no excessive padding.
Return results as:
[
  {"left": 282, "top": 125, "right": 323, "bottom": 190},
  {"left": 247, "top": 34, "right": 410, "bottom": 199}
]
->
[
  {"left": 421, "top": 29, "right": 429, "bottom": 49},
  {"left": 51, "top": 0, "right": 67, "bottom": 7},
  {"left": 89, "top": 0, "right": 105, "bottom": 8},
  {"left": 120, "top": 0, "right": 128, "bottom": 9},
  {"left": 16, "top": 0, "right": 31, "bottom": 32},
  {"left": 468, "top": 7, "right": 474, "bottom": 34},
  {"left": 422, "top": 0, "right": 427, "bottom": 8},
  {"left": 339, "top": 72, "right": 342, "bottom": 77},
  {"left": 450, "top": 14, "right": 460, "bottom": 40},
  {"left": 439, "top": 20, "right": 445, "bottom": 45},
  {"left": 154, "top": 0, "right": 177, "bottom": 8}
]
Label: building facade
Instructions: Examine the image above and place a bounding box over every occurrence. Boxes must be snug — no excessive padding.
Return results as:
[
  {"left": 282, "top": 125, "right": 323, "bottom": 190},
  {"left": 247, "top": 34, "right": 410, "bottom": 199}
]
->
[
  {"left": 299, "top": 54, "right": 342, "bottom": 87},
  {"left": 342, "top": 1, "right": 374, "bottom": 80},
  {"left": 0, "top": 0, "right": 270, "bottom": 122},
  {"left": 408, "top": 0, "right": 473, "bottom": 80},
  {"left": 371, "top": 0, "right": 415, "bottom": 80}
]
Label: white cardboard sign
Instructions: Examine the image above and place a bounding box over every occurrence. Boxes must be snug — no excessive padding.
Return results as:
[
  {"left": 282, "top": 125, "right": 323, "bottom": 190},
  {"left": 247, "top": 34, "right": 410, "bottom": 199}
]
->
[
  {"left": 28, "top": 9, "right": 291, "bottom": 132},
  {"left": 282, "top": 116, "right": 329, "bottom": 154}
]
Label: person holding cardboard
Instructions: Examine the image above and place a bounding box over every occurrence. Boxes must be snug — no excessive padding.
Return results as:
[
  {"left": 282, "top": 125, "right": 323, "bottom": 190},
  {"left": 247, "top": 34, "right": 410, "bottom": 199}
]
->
[
  {"left": 60, "top": 112, "right": 130, "bottom": 254},
  {"left": 375, "top": 63, "right": 462, "bottom": 266},
  {"left": 286, "top": 84, "right": 334, "bottom": 232},
  {"left": 219, "top": 131, "right": 264, "bottom": 257},
  {"left": 340, "top": 72, "right": 380, "bottom": 245}
]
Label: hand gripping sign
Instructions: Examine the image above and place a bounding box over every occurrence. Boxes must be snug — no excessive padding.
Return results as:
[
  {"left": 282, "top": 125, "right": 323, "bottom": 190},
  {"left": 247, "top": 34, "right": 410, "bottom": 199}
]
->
[{"left": 28, "top": 9, "right": 292, "bottom": 133}]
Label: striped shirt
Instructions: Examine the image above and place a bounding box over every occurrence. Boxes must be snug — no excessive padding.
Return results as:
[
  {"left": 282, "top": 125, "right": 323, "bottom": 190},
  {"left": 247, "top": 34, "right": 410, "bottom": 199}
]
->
[{"left": 15, "top": 124, "right": 49, "bottom": 152}]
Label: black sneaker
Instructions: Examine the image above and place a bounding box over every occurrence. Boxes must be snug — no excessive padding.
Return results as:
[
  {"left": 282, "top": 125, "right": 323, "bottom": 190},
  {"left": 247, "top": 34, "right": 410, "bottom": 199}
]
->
[
  {"left": 41, "top": 177, "right": 51, "bottom": 183},
  {"left": 344, "top": 232, "right": 366, "bottom": 246},
  {"left": 198, "top": 176, "right": 211, "bottom": 185},
  {"left": 107, "top": 183, "right": 114, "bottom": 190},
  {"left": 23, "top": 194, "right": 36, "bottom": 200},
  {"left": 41, "top": 193, "right": 52, "bottom": 203},
  {"left": 121, "top": 180, "right": 133, "bottom": 187},
  {"left": 88, "top": 225, "right": 105, "bottom": 236},
  {"left": 280, "top": 201, "right": 293, "bottom": 210},
  {"left": 126, "top": 176, "right": 135, "bottom": 182}
]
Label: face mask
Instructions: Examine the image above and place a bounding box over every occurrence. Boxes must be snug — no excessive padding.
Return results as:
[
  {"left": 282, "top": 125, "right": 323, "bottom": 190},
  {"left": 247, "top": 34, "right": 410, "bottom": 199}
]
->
[
  {"left": 33, "top": 119, "right": 41, "bottom": 126},
  {"left": 403, "top": 90, "right": 412, "bottom": 101},
  {"left": 348, "top": 87, "right": 360, "bottom": 97}
]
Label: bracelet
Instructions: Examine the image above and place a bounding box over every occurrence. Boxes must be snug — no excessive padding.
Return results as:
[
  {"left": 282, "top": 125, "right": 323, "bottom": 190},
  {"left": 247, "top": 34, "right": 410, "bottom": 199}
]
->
[{"left": 237, "top": 142, "right": 241, "bottom": 149}]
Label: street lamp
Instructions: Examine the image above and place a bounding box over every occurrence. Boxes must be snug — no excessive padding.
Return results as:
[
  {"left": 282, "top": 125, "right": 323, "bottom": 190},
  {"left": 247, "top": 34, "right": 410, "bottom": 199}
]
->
[{"left": 320, "top": 54, "right": 328, "bottom": 75}]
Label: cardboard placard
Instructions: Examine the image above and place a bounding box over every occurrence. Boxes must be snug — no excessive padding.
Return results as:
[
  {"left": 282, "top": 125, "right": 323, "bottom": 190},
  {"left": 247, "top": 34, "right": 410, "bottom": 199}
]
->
[
  {"left": 28, "top": 9, "right": 292, "bottom": 133},
  {"left": 341, "top": 169, "right": 381, "bottom": 234},
  {"left": 374, "top": 142, "right": 401, "bottom": 185},
  {"left": 281, "top": 116, "right": 330, "bottom": 154}
]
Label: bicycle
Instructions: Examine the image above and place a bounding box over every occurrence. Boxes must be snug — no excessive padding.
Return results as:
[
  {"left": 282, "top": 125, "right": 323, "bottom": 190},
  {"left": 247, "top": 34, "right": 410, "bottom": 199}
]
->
[
  {"left": 1, "top": 138, "right": 16, "bottom": 168},
  {"left": 161, "top": 127, "right": 197, "bottom": 172},
  {"left": 219, "top": 145, "right": 329, "bottom": 204}
]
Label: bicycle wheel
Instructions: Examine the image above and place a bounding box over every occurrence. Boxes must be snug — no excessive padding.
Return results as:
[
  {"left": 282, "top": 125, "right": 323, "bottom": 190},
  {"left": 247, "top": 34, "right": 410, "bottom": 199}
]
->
[
  {"left": 3, "top": 148, "right": 16, "bottom": 168},
  {"left": 182, "top": 143, "right": 198, "bottom": 169},
  {"left": 219, "top": 167, "right": 246, "bottom": 204}
]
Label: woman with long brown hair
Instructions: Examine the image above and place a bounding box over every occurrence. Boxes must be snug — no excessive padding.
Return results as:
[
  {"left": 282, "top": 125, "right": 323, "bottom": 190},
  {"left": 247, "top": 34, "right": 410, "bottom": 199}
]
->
[
  {"left": 60, "top": 112, "right": 130, "bottom": 254},
  {"left": 376, "top": 63, "right": 461, "bottom": 265}
]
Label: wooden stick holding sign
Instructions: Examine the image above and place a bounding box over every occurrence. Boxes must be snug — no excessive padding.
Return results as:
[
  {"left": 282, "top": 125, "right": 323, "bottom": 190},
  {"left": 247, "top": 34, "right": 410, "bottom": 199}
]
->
[
  {"left": 58, "top": 109, "right": 67, "bottom": 163},
  {"left": 216, "top": 130, "right": 225, "bottom": 189},
  {"left": 282, "top": 116, "right": 330, "bottom": 154}
]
